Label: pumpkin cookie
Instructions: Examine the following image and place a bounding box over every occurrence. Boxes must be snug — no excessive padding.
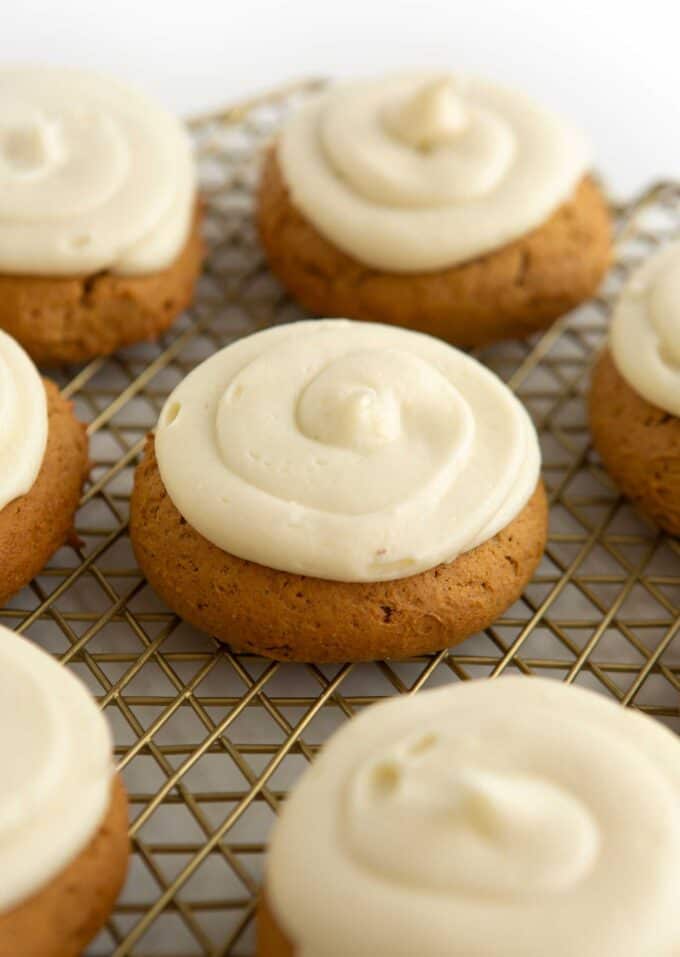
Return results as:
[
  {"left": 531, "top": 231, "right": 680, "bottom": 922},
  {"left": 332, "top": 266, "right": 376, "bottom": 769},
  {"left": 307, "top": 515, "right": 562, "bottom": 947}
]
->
[
  {"left": 130, "top": 319, "right": 548, "bottom": 662},
  {"left": 589, "top": 242, "right": 680, "bottom": 534},
  {"left": 0, "top": 67, "right": 204, "bottom": 365},
  {"left": 258, "top": 677, "right": 680, "bottom": 956},
  {"left": 257, "top": 73, "right": 611, "bottom": 345},
  {"left": 0, "top": 628, "right": 129, "bottom": 957},
  {"left": 0, "top": 331, "right": 88, "bottom": 606},
  {"left": 0, "top": 206, "right": 204, "bottom": 366}
]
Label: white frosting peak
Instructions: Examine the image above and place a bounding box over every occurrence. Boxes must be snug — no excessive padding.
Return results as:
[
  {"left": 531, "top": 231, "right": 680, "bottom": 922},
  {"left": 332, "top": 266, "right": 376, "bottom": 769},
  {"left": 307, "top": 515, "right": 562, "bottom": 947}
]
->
[
  {"left": 267, "top": 677, "right": 680, "bottom": 957},
  {"left": 0, "top": 627, "right": 114, "bottom": 911},
  {"left": 610, "top": 241, "right": 680, "bottom": 416},
  {"left": 347, "top": 734, "right": 599, "bottom": 898},
  {"left": 279, "top": 72, "right": 589, "bottom": 271},
  {"left": 296, "top": 373, "right": 402, "bottom": 451},
  {"left": 0, "top": 67, "right": 196, "bottom": 276},
  {"left": 155, "top": 320, "right": 540, "bottom": 582},
  {"left": 384, "top": 77, "right": 470, "bottom": 149},
  {"left": 0, "top": 330, "right": 47, "bottom": 512},
  {"left": 0, "top": 109, "right": 65, "bottom": 178}
]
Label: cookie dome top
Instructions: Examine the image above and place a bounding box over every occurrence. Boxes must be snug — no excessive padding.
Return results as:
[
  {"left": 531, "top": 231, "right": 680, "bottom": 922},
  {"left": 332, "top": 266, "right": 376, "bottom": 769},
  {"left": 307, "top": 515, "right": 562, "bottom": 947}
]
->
[
  {"left": 278, "top": 72, "right": 589, "bottom": 272},
  {"left": 0, "top": 67, "right": 196, "bottom": 276},
  {"left": 154, "top": 319, "right": 540, "bottom": 582},
  {"left": 0, "top": 330, "right": 47, "bottom": 512},
  {"left": 267, "top": 677, "right": 680, "bottom": 957},
  {"left": 0, "top": 627, "right": 114, "bottom": 911},
  {"left": 610, "top": 241, "right": 680, "bottom": 417}
]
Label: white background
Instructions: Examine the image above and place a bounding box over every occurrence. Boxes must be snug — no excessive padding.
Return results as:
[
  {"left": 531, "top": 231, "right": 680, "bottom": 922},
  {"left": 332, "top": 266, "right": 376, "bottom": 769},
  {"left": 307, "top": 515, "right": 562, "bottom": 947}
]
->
[{"left": 3, "top": 0, "right": 678, "bottom": 197}]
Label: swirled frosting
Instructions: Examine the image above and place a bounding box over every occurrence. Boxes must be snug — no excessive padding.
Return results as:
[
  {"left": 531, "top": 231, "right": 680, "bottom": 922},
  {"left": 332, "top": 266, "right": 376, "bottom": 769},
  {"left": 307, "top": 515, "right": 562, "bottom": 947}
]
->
[
  {"left": 278, "top": 73, "right": 589, "bottom": 272},
  {"left": 610, "top": 241, "right": 680, "bottom": 417},
  {"left": 0, "top": 330, "right": 47, "bottom": 512},
  {"left": 0, "top": 626, "right": 115, "bottom": 912},
  {"left": 267, "top": 677, "right": 680, "bottom": 957},
  {"left": 155, "top": 319, "right": 540, "bottom": 582},
  {"left": 0, "top": 66, "right": 196, "bottom": 276}
]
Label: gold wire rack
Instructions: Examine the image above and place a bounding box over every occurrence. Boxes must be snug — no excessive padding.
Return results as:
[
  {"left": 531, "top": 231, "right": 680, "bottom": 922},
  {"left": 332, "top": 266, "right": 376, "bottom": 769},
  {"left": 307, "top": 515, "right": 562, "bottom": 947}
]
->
[{"left": 1, "top": 80, "right": 679, "bottom": 957}]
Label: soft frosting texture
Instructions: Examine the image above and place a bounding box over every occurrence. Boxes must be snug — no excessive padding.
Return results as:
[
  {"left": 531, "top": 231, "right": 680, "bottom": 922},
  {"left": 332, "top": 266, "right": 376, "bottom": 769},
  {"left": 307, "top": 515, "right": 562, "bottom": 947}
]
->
[
  {"left": 0, "top": 66, "right": 196, "bottom": 276},
  {"left": 278, "top": 72, "right": 589, "bottom": 272},
  {"left": 155, "top": 319, "right": 540, "bottom": 582},
  {"left": 0, "top": 329, "right": 47, "bottom": 512},
  {"left": 610, "top": 241, "right": 680, "bottom": 417},
  {"left": 0, "top": 626, "right": 114, "bottom": 912},
  {"left": 267, "top": 677, "right": 680, "bottom": 957}
]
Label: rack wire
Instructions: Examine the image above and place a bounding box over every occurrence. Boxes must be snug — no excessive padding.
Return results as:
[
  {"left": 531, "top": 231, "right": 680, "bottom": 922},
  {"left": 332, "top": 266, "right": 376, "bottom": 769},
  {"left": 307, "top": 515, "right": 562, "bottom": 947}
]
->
[{"left": 1, "top": 80, "right": 679, "bottom": 957}]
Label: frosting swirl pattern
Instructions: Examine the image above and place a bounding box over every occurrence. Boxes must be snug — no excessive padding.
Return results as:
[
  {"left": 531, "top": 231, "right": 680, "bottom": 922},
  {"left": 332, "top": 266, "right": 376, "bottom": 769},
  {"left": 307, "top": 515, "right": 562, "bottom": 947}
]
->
[
  {"left": 279, "top": 73, "right": 589, "bottom": 272},
  {"left": 0, "top": 329, "right": 47, "bottom": 512},
  {"left": 610, "top": 241, "right": 680, "bottom": 416},
  {"left": 0, "top": 627, "right": 114, "bottom": 911},
  {"left": 155, "top": 320, "right": 540, "bottom": 582},
  {"left": 0, "top": 67, "right": 196, "bottom": 276},
  {"left": 267, "top": 677, "right": 680, "bottom": 957}
]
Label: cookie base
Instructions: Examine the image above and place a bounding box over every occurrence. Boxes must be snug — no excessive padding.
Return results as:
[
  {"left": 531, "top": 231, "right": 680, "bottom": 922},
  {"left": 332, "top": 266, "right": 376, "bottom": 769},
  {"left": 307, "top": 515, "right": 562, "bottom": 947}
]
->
[
  {"left": 257, "top": 149, "right": 611, "bottom": 346},
  {"left": 0, "top": 379, "right": 88, "bottom": 606},
  {"left": 130, "top": 436, "right": 548, "bottom": 662},
  {"left": 589, "top": 348, "right": 680, "bottom": 534},
  {"left": 0, "top": 205, "right": 205, "bottom": 366},
  {"left": 257, "top": 895, "right": 294, "bottom": 957},
  {"left": 0, "top": 774, "right": 129, "bottom": 957}
]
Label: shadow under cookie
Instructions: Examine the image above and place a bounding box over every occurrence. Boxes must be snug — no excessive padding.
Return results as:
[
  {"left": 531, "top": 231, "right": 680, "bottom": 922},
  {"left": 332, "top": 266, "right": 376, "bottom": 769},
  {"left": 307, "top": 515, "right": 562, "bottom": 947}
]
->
[
  {"left": 130, "top": 436, "right": 548, "bottom": 662},
  {"left": 0, "top": 379, "right": 88, "bottom": 606},
  {"left": 0, "top": 205, "right": 205, "bottom": 367},
  {"left": 257, "top": 149, "right": 612, "bottom": 347},
  {"left": 589, "top": 348, "right": 680, "bottom": 535},
  {"left": 0, "top": 775, "right": 129, "bottom": 957}
]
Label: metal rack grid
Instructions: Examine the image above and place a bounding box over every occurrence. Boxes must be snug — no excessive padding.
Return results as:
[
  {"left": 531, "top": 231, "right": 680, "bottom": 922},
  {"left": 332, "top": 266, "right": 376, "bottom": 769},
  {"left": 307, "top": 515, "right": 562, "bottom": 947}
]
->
[{"left": 1, "top": 80, "right": 679, "bottom": 957}]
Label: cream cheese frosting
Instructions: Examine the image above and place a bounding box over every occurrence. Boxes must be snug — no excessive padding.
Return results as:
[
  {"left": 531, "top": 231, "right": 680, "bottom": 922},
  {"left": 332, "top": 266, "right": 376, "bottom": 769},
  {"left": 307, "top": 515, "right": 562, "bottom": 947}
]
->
[
  {"left": 610, "top": 241, "right": 680, "bottom": 417},
  {"left": 0, "top": 66, "right": 196, "bottom": 276},
  {"left": 0, "top": 329, "right": 47, "bottom": 512},
  {"left": 267, "top": 677, "right": 680, "bottom": 957},
  {"left": 154, "top": 319, "right": 540, "bottom": 582},
  {"left": 0, "top": 626, "right": 115, "bottom": 912},
  {"left": 278, "top": 72, "right": 590, "bottom": 272}
]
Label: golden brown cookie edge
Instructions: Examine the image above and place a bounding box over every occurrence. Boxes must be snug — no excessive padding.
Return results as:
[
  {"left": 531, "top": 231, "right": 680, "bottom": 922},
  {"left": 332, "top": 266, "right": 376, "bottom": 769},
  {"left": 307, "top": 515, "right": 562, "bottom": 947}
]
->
[
  {"left": 130, "top": 436, "right": 548, "bottom": 662},
  {"left": 256, "top": 149, "right": 612, "bottom": 346},
  {"left": 0, "top": 378, "right": 88, "bottom": 606},
  {"left": 257, "top": 894, "right": 295, "bottom": 957},
  {"left": 0, "top": 203, "right": 205, "bottom": 366},
  {"left": 589, "top": 348, "right": 680, "bottom": 534},
  {"left": 0, "top": 774, "right": 129, "bottom": 957}
]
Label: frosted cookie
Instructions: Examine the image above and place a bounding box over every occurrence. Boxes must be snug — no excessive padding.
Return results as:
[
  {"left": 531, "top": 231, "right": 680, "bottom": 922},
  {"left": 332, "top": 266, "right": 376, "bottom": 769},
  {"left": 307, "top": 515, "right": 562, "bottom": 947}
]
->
[
  {"left": 0, "top": 67, "right": 204, "bottom": 365},
  {"left": 0, "top": 627, "right": 129, "bottom": 957},
  {"left": 257, "top": 73, "right": 611, "bottom": 346},
  {"left": 0, "top": 331, "right": 88, "bottom": 605},
  {"left": 130, "top": 319, "right": 547, "bottom": 661},
  {"left": 589, "top": 242, "right": 680, "bottom": 534},
  {"left": 257, "top": 676, "right": 680, "bottom": 957}
]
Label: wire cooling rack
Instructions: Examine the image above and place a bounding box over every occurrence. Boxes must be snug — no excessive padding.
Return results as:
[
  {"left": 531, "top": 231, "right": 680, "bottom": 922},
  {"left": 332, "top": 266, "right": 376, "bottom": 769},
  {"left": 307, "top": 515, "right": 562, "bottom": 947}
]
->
[{"left": 1, "top": 80, "right": 679, "bottom": 957}]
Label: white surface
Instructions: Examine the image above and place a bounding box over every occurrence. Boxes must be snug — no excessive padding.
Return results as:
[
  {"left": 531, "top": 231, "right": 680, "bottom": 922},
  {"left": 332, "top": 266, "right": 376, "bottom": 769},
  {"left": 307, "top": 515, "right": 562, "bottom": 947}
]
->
[{"left": 2, "top": 0, "right": 678, "bottom": 198}]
